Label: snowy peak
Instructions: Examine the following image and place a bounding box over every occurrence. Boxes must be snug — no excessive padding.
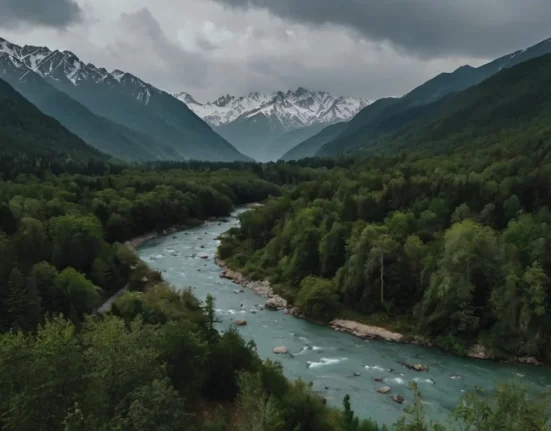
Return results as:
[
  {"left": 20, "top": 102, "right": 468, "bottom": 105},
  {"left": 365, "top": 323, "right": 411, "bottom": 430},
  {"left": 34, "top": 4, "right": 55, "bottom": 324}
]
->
[
  {"left": 0, "top": 38, "right": 159, "bottom": 106},
  {"left": 174, "top": 91, "right": 201, "bottom": 106},
  {"left": 176, "top": 87, "right": 370, "bottom": 129}
]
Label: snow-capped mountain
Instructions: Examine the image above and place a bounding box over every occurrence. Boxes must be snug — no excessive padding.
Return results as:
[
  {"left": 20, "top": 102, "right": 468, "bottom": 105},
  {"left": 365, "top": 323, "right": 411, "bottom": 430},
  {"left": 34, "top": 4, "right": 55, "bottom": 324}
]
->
[
  {"left": 0, "top": 37, "right": 249, "bottom": 162},
  {"left": 174, "top": 88, "right": 369, "bottom": 161},
  {"left": 175, "top": 88, "right": 370, "bottom": 129}
]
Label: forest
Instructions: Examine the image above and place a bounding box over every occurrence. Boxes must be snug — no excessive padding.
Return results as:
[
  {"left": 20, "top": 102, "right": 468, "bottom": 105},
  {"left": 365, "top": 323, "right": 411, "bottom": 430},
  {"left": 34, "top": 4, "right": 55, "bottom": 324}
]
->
[
  {"left": 221, "top": 135, "right": 551, "bottom": 362},
  {"left": 0, "top": 154, "right": 549, "bottom": 430}
]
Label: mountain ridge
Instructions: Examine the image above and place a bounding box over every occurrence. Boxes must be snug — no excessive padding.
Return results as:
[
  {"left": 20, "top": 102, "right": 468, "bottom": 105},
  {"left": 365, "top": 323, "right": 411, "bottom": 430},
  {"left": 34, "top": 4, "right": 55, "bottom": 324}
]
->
[{"left": 0, "top": 37, "right": 251, "bottom": 163}]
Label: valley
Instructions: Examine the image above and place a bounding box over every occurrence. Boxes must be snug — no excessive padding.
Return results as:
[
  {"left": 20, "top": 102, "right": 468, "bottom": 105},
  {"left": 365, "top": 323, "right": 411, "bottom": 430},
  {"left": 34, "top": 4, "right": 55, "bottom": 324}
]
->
[{"left": 1, "top": 13, "right": 551, "bottom": 431}]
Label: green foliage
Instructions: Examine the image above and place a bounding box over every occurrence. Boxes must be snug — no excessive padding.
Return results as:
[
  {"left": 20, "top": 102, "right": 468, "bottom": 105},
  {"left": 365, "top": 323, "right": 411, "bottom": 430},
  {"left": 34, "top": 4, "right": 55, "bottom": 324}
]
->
[
  {"left": 452, "top": 381, "right": 551, "bottom": 431},
  {"left": 296, "top": 276, "right": 339, "bottom": 322},
  {"left": 236, "top": 372, "right": 284, "bottom": 431}
]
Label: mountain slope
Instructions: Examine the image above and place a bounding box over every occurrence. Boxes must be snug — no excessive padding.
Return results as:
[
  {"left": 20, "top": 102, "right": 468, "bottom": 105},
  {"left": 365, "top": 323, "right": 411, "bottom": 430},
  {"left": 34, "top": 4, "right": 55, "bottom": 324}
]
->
[
  {"left": 0, "top": 77, "right": 104, "bottom": 161},
  {"left": 0, "top": 53, "right": 178, "bottom": 162},
  {"left": 313, "top": 37, "right": 551, "bottom": 158},
  {"left": 178, "top": 88, "right": 369, "bottom": 161},
  {"left": 281, "top": 122, "right": 349, "bottom": 161},
  {"left": 350, "top": 54, "right": 551, "bottom": 156},
  {"left": 0, "top": 37, "right": 249, "bottom": 162}
]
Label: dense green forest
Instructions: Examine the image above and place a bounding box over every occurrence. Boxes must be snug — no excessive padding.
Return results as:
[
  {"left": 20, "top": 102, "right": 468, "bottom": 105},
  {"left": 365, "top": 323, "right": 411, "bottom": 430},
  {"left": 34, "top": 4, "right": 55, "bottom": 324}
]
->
[
  {"left": 0, "top": 154, "right": 548, "bottom": 430},
  {"left": 222, "top": 133, "right": 551, "bottom": 361}
]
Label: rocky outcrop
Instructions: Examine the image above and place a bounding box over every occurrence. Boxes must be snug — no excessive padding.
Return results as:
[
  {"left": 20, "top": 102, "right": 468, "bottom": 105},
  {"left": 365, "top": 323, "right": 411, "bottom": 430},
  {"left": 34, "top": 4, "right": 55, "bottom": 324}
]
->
[
  {"left": 247, "top": 203, "right": 264, "bottom": 209},
  {"left": 516, "top": 356, "right": 541, "bottom": 366},
  {"left": 265, "top": 297, "right": 287, "bottom": 310},
  {"left": 329, "top": 319, "right": 404, "bottom": 342},
  {"left": 467, "top": 344, "right": 490, "bottom": 360},
  {"left": 285, "top": 307, "right": 303, "bottom": 318},
  {"left": 216, "top": 258, "right": 288, "bottom": 310}
]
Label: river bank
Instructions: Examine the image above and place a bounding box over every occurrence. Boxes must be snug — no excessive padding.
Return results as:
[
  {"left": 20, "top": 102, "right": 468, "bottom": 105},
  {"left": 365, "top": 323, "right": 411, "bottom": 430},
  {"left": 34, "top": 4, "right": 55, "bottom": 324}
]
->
[
  {"left": 137, "top": 211, "right": 551, "bottom": 425},
  {"left": 215, "top": 258, "right": 543, "bottom": 366}
]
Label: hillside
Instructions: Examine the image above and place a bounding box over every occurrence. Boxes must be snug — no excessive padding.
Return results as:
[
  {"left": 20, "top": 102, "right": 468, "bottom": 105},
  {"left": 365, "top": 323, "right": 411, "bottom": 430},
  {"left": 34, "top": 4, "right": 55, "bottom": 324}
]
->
[
  {"left": 355, "top": 54, "right": 551, "bottom": 155},
  {"left": 0, "top": 77, "right": 105, "bottom": 161},
  {"left": 281, "top": 122, "right": 348, "bottom": 161},
  {"left": 310, "top": 37, "right": 551, "bottom": 158}
]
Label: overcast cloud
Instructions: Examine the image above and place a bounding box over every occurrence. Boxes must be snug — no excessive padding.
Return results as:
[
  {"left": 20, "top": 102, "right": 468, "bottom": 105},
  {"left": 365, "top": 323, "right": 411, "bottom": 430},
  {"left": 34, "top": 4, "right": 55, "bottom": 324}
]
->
[
  {"left": 0, "top": 0, "right": 82, "bottom": 29},
  {"left": 0, "top": 0, "right": 549, "bottom": 101}
]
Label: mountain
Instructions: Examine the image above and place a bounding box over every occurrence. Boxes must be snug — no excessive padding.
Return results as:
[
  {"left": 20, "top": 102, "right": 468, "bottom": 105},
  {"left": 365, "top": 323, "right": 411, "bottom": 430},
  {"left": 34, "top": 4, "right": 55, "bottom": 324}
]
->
[
  {"left": 0, "top": 37, "right": 250, "bottom": 162},
  {"left": 0, "top": 50, "right": 177, "bottom": 162},
  {"left": 0, "top": 77, "right": 105, "bottom": 161},
  {"left": 296, "top": 37, "right": 551, "bottom": 159},
  {"left": 176, "top": 88, "right": 369, "bottom": 161},
  {"left": 329, "top": 54, "right": 551, "bottom": 159},
  {"left": 280, "top": 122, "right": 349, "bottom": 161}
]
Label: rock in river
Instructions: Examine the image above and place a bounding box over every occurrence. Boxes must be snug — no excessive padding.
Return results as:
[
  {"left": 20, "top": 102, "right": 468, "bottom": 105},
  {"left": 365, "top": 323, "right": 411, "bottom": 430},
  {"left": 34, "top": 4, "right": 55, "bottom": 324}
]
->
[
  {"left": 234, "top": 320, "right": 247, "bottom": 326},
  {"left": 377, "top": 386, "right": 391, "bottom": 394},
  {"left": 391, "top": 395, "right": 405, "bottom": 404},
  {"left": 273, "top": 346, "right": 289, "bottom": 354}
]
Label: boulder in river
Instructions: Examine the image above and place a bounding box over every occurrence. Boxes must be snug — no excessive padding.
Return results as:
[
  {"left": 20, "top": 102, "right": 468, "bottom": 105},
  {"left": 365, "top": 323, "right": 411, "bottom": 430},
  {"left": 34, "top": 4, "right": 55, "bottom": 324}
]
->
[
  {"left": 413, "top": 364, "right": 427, "bottom": 372},
  {"left": 391, "top": 395, "right": 405, "bottom": 404},
  {"left": 234, "top": 320, "right": 247, "bottom": 326},
  {"left": 273, "top": 346, "right": 289, "bottom": 354},
  {"left": 200, "top": 255, "right": 209, "bottom": 260},
  {"left": 374, "top": 378, "right": 384, "bottom": 383},
  {"left": 377, "top": 386, "right": 391, "bottom": 394}
]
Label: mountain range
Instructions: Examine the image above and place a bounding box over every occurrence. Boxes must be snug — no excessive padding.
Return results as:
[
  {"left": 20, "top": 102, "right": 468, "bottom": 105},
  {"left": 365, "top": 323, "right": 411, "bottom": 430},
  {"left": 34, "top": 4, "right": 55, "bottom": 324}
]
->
[
  {"left": 282, "top": 37, "right": 551, "bottom": 160},
  {"left": 176, "top": 88, "right": 369, "bottom": 161},
  {"left": 0, "top": 37, "right": 250, "bottom": 163}
]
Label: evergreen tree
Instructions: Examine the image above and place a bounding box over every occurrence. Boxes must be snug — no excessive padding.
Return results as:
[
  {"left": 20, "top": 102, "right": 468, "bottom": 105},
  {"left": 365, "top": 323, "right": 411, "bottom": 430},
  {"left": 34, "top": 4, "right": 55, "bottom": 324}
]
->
[{"left": 7, "top": 268, "right": 42, "bottom": 331}]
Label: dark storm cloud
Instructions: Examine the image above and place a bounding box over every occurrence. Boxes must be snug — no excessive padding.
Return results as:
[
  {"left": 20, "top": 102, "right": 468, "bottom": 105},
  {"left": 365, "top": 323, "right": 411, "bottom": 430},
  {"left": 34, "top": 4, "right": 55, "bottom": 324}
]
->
[
  {"left": 0, "top": 0, "right": 82, "bottom": 29},
  {"left": 211, "top": 0, "right": 551, "bottom": 58}
]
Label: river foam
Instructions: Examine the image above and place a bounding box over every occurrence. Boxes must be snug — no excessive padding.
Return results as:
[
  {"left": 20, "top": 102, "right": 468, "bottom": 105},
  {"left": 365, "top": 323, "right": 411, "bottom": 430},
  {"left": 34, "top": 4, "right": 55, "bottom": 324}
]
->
[{"left": 307, "top": 357, "right": 348, "bottom": 369}]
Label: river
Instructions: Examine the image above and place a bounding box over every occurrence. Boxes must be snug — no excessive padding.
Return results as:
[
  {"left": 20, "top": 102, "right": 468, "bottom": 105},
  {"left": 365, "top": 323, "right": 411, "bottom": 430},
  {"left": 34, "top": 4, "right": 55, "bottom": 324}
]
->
[{"left": 138, "top": 210, "right": 551, "bottom": 426}]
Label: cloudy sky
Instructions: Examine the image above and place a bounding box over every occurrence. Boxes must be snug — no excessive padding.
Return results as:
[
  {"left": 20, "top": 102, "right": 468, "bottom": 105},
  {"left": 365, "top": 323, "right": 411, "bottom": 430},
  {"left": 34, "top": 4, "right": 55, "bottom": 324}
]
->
[{"left": 1, "top": 0, "right": 550, "bottom": 101}]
